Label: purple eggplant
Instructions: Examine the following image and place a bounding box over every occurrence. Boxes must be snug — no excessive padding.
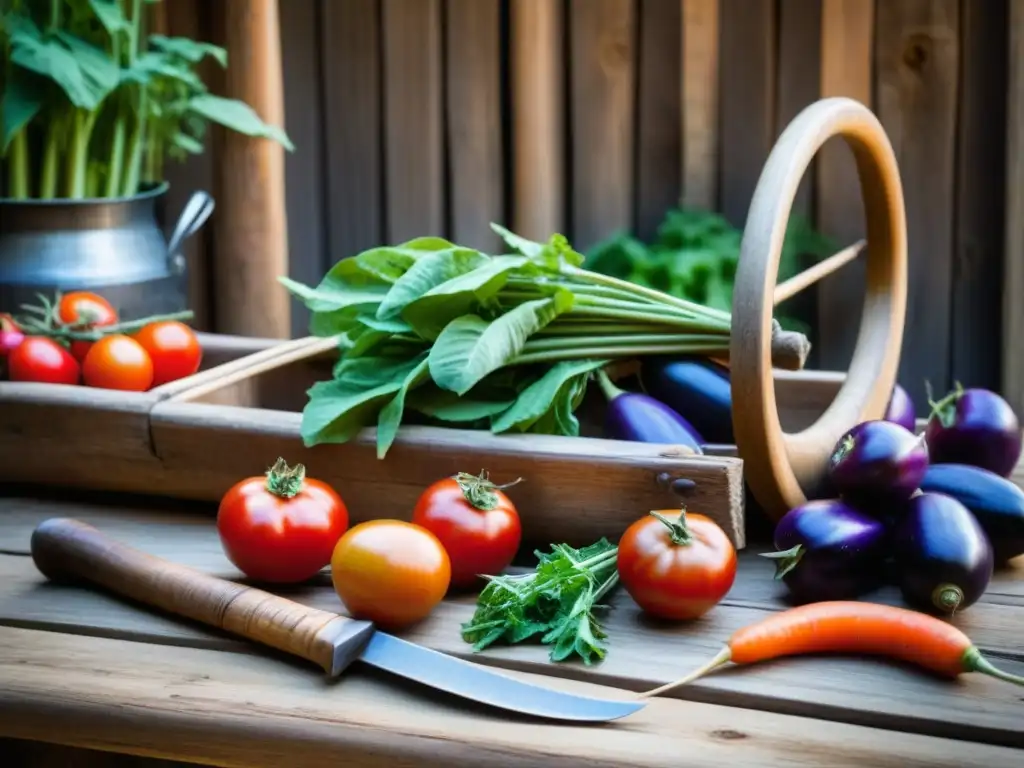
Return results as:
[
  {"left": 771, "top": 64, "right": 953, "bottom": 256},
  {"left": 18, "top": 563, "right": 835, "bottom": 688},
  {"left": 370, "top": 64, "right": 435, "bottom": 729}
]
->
[
  {"left": 924, "top": 383, "right": 1022, "bottom": 478},
  {"left": 884, "top": 384, "right": 916, "bottom": 432},
  {"left": 918, "top": 463, "right": 1024, "bottom": 564},
  {"left": 596, "top": 369, "right": 704, "bottom": 452},
  {"left": 639, "top": 356, "right": 734, "bottom": 443},
  {"left": 828, "top": 420, "right": 929, "bottom": 508},
  {"left": 893, "top": 492, "right": 993, "bottom": 614},
  {"left": 759, "top": 499, "right": 889, "bottom": 602}
]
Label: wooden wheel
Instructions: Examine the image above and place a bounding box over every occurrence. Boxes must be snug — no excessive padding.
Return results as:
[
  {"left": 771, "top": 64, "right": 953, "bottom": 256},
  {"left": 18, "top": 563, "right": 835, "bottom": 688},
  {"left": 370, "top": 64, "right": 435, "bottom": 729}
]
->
[{"left": 730, "top": 97, "right": 908, "bottom": 522}]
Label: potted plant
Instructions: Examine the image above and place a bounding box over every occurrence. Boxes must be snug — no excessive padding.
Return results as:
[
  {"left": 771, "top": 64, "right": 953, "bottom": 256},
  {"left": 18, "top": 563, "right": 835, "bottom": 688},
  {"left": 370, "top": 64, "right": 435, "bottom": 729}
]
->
[{"left": 0, "top": 0, "right": 293, "bottom": 318}]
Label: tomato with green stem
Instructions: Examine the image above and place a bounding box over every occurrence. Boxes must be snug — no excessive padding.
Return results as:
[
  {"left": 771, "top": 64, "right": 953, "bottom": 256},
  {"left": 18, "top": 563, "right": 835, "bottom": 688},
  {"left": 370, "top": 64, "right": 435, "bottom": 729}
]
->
[
  {"left": 218, "top": 458, "right": 350, "bottom": 583},
  {"left": 134, "top": 320, "right": 202, "bottom": 386},
  {"left": 411, "top": 470, "right": 523, "bottom": 589},
  {"left": 331, "top": 519, "right": 450, "bottom": 630},
  {"left": 81, "top": 334, "right": 154, "bottom": 391},
  {"left": 616, "top": 508, "right": 737, "bottom": 620},
  {"left": 7, "top": 336, "right": 79, "bottom": 385},
  {"left": 57, "top": 291, "right": 118, "bottom": 362}
]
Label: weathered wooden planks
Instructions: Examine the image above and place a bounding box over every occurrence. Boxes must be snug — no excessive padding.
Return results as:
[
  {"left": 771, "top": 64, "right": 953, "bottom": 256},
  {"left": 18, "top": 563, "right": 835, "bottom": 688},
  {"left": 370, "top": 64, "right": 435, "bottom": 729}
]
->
[
  {"left": 1004, "top": 0, "right": 1024, "bottom": 418},
  {"left": 680, "top": 0, "right": 719, "bottom": 211}
]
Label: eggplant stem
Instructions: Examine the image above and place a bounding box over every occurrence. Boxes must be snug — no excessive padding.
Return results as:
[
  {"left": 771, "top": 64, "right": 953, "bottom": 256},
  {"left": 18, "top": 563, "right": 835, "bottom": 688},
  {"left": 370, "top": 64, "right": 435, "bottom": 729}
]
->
[
  {"left": 636, "top": 646, "right": 733, "bottom": 699},
  {"left": 932, "top": 583, "right": 964, "bottom": 615},
  {"left": 595, "top": 368, "right": 626, "bottom": 402},
  {"left": 759, "top": 544, "right": 805, "bottom": 580}
]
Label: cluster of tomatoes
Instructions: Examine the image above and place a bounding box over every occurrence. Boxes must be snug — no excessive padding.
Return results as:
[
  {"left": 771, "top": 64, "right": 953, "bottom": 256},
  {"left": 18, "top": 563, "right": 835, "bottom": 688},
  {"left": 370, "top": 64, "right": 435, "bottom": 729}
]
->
[
  {"left": 0, "top": 291, "right": 201, "bottom": 391},
  {"left": 216, "top": 462, "right": 522, "bottom": 631}
]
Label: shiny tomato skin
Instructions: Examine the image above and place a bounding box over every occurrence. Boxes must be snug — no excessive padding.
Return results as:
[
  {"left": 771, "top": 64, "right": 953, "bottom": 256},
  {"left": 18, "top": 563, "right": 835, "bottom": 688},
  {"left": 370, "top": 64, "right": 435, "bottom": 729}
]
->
[
  {"left": 331, "top": 520, "right": 451, "bottom": 630},
  {"left": 81, "top": 334, "right": 154, "bottom": 391},
  {"left": 411, "top": 476, "right": 522, "bottom": 589},
  {"left": 617, "top": 510, "right": 737, "bottom": 620},
  {"left": 217, "top": 472, "right": 349, "bottom": 583},
  {"left": 134, "top": 320, "right": 203, "bottom": 386},
  {"left": 58, "top": 291, "right": 118, "bottom": 362},
  {"left": 7, "top": 337, "right": 80, "bottom": 384}
]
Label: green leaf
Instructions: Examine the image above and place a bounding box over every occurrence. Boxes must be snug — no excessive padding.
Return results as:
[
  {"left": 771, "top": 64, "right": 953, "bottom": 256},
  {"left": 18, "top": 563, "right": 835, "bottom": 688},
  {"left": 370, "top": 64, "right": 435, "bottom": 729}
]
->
[
  {"left": 357, "top": 315, "right": 414, "bottom": 334},
  {"left": 8, "top": 20, "right": 102, "bottom": 109},
  {"left": 149, "top": 34, "right": 228, "bottom": 67},
  {"left": 171, "top": 131, "right": 204, "bottom": 154},
  {"left": 490, "top": 223, "right": 546, "bottom": 258},
  {"left": 53, "top": 31, "right": 120, "bottom": 100},
  {"left": 428, "top": 290, "right": 574, "bottom": 395},
  {"left": 491, "top": 224, "right": 585, "bottom": 268},
  {"left": 407, "top": 386, "right": 516, "bottom": 423},
  {"left": 279, "top": 275, "right": 387, "bottom": 315},
  {"left": 490, "top": 359, "right": 605, "bottom": 434},
  {"left": 123, "top": 52, "right": 206, "bottom": 90},
  {"left": 1, "top": 68, "right": 43, "bottom": 151},
  {"left": 401, "top": 254, "right": 532, "bottom": 340},
  {"left": 187, "top": 94, "right": 294, "bottom": 151},
  {"left": 88, "top": 0, "right": 130, "bottom": 34},
  {"left": 375, "top": 356, "right": 430, "bottom": 458},
  {"left": 376, "top": 246, "right": 488, "bottom": 320}
]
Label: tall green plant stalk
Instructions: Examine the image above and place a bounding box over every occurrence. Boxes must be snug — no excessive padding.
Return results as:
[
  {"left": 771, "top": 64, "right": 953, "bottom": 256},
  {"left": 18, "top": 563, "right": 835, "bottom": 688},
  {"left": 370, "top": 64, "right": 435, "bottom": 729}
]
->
[
  {"left": 121, "top": 0, "right": 146, "bottom": 196},
  {"left": 104, "top": 5, "right": 127, "bottom": 198},
  {"left": 7, "top": 131, "right": 30, "bottom": 199}
]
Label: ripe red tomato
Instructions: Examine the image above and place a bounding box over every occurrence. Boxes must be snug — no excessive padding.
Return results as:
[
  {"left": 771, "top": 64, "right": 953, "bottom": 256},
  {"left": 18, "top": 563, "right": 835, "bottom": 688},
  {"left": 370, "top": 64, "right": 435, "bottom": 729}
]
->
[
  {"left": 218, "top": 458, "right": 349, "bottom": 583},
  {"left": 7, "top": 336, "right": 80, "bottom": 385},
  {"left": 331, "top": 519, "right": 450, "bottom": 630},
  {"left": 411, "top": 470, "right": 522, "bottom": 589},
  {"left": 617, "top": 509, "right": 737, "bottom": 620},
  {"left": 133, "top": 320, "right": 202, "bottom": 386},
  {"left": 57, "top": 291, "right": 118, "bottom": 362},
  {"left": 81, "top": 334, "right": 154, "bottom": 391}
]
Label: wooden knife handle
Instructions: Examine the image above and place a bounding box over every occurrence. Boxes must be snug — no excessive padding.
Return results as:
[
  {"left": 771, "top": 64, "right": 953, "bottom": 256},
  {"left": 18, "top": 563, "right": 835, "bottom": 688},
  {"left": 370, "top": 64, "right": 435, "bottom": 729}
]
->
[{"left": 30, "top": 517, "right": 375, "bottom": 676}]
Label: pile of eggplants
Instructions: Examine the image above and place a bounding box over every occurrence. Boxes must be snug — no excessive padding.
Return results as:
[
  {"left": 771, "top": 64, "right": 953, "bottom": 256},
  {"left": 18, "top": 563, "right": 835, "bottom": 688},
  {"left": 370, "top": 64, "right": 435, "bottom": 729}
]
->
[{"left": 760, "top": 383, "right": 1024, "bottom": 616}]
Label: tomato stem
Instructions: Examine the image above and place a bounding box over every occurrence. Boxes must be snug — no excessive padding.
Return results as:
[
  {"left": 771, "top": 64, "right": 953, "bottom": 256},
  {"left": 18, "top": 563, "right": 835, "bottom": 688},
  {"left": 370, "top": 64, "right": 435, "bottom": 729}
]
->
[
  {"left": 758, "top": 544, "right": 805, "bottom": 580},
  {"left": 265, "top": 457, "right": 307, "bottom": 498},
  {"left": 650, "top": 509, "right": 694, "bottom": 546},
  {"left": 454, "top": 469, "right": 522, "bottom": 511},
  {"left": 15, "top": 310, "right": 195, "bottom": 341}
]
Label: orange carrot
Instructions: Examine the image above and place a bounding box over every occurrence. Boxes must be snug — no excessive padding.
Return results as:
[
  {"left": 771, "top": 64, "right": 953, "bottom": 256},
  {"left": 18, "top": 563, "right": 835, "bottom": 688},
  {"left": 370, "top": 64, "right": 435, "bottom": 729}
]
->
[{"left": 639, "top": 600, "right": 1024, "bottom": 698}]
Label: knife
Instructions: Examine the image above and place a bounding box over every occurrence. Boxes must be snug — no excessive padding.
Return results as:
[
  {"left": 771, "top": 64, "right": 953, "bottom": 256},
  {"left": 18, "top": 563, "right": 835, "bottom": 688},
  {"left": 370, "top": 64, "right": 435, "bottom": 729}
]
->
[{"left": 29, "top": 517, "right": 644, "bottom": 723}]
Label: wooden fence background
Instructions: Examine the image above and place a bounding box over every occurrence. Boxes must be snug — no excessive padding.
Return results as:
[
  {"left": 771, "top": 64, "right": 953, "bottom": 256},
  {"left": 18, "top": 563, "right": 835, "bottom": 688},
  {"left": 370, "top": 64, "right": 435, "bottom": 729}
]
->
[{"left": 157, "top": 0, "right": 1017, "bottom": 414}]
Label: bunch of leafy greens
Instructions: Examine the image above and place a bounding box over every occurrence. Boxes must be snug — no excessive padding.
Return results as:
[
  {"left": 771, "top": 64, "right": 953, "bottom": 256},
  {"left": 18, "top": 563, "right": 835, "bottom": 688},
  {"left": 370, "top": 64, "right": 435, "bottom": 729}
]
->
[
  {"left": 585, "top": 208, "right": 836, "bottom": 333},
  {"left": 1, "top": 0, "right": 292, "bottom": 200},
  {"left": 280, "top": 224, "right": 789, "bottom": 459},
  {"left": 460, "top": 538, "right": 619, "bottom": 665}
]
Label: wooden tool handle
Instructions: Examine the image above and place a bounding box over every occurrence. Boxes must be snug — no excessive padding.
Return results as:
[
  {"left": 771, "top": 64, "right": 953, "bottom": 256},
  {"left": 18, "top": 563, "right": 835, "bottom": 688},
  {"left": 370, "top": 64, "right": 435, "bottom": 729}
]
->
[{"left": 30, "top": 518, "right": 375, "bottom": 676}]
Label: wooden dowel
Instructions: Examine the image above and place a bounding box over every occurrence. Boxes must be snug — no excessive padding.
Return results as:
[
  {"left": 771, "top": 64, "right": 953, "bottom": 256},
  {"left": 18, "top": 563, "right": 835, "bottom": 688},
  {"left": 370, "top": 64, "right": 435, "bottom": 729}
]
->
[{"left": 773, "top": 239, "right": 866, "bottom": 306}]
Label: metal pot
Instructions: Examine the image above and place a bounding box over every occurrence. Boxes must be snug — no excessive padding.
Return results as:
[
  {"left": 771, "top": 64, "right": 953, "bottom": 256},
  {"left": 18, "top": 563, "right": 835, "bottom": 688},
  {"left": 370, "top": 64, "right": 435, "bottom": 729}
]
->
[{"left": 0, "top": 183, "right": 214, "bottom": 321}]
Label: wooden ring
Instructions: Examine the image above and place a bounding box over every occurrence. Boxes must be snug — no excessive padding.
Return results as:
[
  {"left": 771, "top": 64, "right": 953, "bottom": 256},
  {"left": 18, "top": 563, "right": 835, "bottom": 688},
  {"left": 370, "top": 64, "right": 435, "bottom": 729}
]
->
[{"left": 729, "top": 97, "right": 908, "bottom": 522}]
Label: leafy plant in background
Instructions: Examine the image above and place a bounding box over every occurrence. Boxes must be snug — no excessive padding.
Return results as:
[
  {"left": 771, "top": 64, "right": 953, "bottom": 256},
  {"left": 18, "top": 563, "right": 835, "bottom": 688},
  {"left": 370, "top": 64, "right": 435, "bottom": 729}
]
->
[
  {"left": 584, "top": 208, "right": 837, "bottom": 333},
  {"left": 1, "top": 0, "right": 292, "bottom": 200}
]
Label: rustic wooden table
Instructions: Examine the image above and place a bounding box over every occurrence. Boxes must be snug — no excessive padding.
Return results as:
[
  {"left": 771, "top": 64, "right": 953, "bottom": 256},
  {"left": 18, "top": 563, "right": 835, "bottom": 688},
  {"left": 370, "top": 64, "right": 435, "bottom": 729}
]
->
[{"left": 0, "top": 489, "right": 1022, "bottom": 767}]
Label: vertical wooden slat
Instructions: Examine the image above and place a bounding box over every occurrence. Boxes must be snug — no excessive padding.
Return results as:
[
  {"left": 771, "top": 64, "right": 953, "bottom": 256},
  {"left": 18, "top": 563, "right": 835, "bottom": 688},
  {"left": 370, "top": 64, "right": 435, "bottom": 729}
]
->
[
  {"left": 212, "top": 0, "right": 291, "bottom": 338},
  {"left": 162, "top": 0, "right": 214, "bottom": 332},
  {"left": 569, "top": 0, "right": 637, "bottom": 250},
  {"left": 774, "top": 0, "right": 822, "bottom": 217},
  {"left": 509, "top": 0, "right": 565, "bottom": 241},
  {"left": 635, "top": 0, "right": 682, "bottom": 241},
  {"left": 875, "top": 0, "right": 960, "bottom": 407},
  {"left": 382, "top": 0, "right": 444, "bottom": 242},
  {"left": 680, "top": 0, "right": 719, "bottom": 211},
  {"left": 815, "top": 0, "right": 873, "bottom": 371},
  {"left": 444, "top": 0, "right": 504, "bottom": 252},
  {"left": 321, "top": 0, "right": 383, "bottom": 262},
  {"left": 953, "top": 0, "right": 1008, "bottom": 391},
  {"left": 280, "top": 0, "right": 325, "bottom": 337},
  {"left": 1004, "top": 0, "right": 1024, "bottom": 415},
  {"left": 717, "top": 0, "right": 776, "bottom": 226}
]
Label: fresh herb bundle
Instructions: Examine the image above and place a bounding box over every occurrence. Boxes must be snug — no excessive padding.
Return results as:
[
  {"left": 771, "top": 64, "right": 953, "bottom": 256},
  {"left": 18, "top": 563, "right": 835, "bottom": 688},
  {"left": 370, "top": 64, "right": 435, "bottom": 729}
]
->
[
  {"left": 460, "top": 538, "right": 619, "bottom": 665},
  {"left": 280, "top": 224, "right": 808, "bottom": 459}
]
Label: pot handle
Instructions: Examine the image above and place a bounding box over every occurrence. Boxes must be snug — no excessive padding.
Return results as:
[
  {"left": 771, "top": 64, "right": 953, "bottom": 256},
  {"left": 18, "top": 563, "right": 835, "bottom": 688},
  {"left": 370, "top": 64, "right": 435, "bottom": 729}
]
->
[{"left": 166, "top": 190, "right": 216, "bottom": 266}]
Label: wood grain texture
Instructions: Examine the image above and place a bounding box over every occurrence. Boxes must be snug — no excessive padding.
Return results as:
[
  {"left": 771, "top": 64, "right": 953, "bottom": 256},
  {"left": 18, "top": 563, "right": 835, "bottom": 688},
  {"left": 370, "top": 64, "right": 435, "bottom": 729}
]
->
[
  {"left": 874, "top": 0, "right": 960, "bottom": 408},
  {"left": 6, "top": 626, "right": 1023, "bottom": 768},
  {"left": 680, "top": 0, "right": 719, "bottom": 210},
  {"left": 444, "top": 0, "right": 504, "bottom": 253},
  {"left": 211, "top": 0, "right": 291, "bottom": 338},
  {"left": 321, "top": 0, "right": 384, "bottom": 261},
  {"left": 509, "top": 0, "right": 565, "bottom": 241},
  {"left": 569, "top": 0, "right": 637, "bottom": 250},
  {"left": 635, "top": 0, "right": 681, "bottom": 241},
  {"left": 815, "top": 0, "right": 874, "bottom": 372},
  {"left": 1004, "top": 0, "right": 1024, "bottom": 417},
  {"left": 279, "top": 0, "right": 326, "bottom": 337},
  {"left": 717, "top": 0, "right": 776, "bottom": 226},
  {"left": 382, "top": 0, "right": 444, "bottom": 242}
]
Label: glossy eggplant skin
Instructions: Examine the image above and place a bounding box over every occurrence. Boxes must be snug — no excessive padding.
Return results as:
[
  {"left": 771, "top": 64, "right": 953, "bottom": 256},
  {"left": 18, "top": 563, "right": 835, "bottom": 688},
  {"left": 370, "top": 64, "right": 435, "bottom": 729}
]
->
[
  {"left": 761, "top": 499, "right": 889, "bottom": 603},
  {"left": 604, "top": 391, "right": 704, "bottom": 452},
  {"left": 639, "top": 356, "right": 734, "bottom": 444},
  {"left": 925, "top": 386, "right": 1022, "bottom": 478},
  {"left": 893, "top": 492, "right": 994, "bottom": 615},
  {"left": 918, "top": 463, "right": 1024, "bottom": 563},
  {"left": 884, "top": 384, "right": 916, "bottom": 432},
  {"left": 828, "top": 420, "right": 929, "bottom": 507}
]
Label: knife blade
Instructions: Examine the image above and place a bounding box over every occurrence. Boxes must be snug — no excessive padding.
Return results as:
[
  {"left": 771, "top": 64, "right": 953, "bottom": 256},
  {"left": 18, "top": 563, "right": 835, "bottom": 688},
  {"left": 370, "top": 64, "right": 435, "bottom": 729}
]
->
[{"left": 30, "top": 517, "right": 643, "bottom": 723}]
